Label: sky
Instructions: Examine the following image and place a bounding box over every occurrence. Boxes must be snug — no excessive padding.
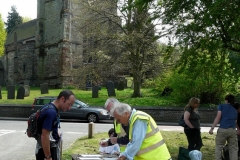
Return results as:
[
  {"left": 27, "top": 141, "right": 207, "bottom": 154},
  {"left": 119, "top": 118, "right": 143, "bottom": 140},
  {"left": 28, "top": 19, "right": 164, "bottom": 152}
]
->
[{"left": 0, "top": 0, "right": 37, "bottom": 22}]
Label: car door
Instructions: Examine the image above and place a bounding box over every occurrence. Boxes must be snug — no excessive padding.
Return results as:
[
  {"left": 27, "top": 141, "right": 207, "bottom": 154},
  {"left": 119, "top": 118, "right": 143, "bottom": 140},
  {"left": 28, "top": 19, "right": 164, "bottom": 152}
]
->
[{"left": 62, "top": 101, "right": 85, "bottom": 119}]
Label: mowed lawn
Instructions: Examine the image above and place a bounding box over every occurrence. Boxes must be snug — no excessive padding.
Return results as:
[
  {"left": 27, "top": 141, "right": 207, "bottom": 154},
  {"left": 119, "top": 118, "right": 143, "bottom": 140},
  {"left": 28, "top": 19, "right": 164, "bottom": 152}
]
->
[
  {"left": 0, "top": 86, "right": 180, "bottom": 107},
  {"left": 62, "top": 131, "right": 216, "bottom": 160}
]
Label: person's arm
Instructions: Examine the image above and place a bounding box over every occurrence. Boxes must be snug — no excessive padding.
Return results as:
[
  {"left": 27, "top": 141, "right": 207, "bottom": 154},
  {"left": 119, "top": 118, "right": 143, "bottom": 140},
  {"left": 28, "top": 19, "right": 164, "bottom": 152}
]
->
[
  {"left": 41, "top": 129, "right": 52, "bottom": 160},
  {"left": 184, "top": 111, "right": 194, "bottom": 128},
  {"left": 119, "top": 119, "right": 147, "bottom": 160},
  {"left": 236, "top": 121, "right": 240, "bottom": 135},
  {"left": 116, "top": 134, "right": 129, "bottom": 145},
  {"left": 209, "top": 111, "right": 221, "bottom": 135}
]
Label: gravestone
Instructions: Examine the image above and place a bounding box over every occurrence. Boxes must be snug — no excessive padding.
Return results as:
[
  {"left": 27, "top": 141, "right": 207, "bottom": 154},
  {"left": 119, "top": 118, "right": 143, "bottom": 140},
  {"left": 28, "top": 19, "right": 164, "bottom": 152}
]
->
[
  {"left": 16, "top": 86, "right": 25, "bottom": 99},
  {"left": 0, "top": 86, "right": 2, "bottom": 99},
  {"left": 40, "top": 83, "right": 49, "bottom": 94},
  {"left": 24, "top": 85, "right": 30, "bottom": 97},
  {"left": 124, "top": 79, "right": 128, "bottom": 88},
  {"left": 114, "top": 81, "right": 118, "bottom": 89},
  {"left": 24, "top": 80, "right": 30, "bottom": 85},
  {"left": 117, "top": 80, "right": 124, "bottom": 91},
  {"left": 131, "top": 82, "right": 134, "bottom": 89},
  {"left": 106, "top": 81, "right": 116, "bottom": 97},
  {"left": 92, "top": 86, "right": 99, "bottom": 98},
  {"left": 7, "top": 85, "right": 15, "bottom": 99}
]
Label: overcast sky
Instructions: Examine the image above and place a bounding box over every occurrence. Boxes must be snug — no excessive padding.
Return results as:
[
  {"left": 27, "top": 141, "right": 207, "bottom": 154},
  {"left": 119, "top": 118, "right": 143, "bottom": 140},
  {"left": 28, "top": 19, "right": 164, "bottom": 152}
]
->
[{"left": 0, "top": 0, "right": 37, "bottom": 22}]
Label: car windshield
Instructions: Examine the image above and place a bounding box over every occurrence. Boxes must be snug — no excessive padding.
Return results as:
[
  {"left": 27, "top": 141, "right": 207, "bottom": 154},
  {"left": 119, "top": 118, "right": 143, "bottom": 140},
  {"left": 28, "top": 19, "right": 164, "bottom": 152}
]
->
[{"left": 75, "top": 100, "right": 88, "bottom": 107}]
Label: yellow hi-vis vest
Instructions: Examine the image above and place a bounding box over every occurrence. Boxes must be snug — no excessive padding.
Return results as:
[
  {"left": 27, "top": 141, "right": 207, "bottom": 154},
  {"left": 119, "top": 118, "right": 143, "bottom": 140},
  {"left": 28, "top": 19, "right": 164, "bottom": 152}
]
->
[
  {"left": 114, "top": 119, "right": 127, "bottom": 152},
  {"left": 129, "top": 111, "right": 171, "bottom": 160}
]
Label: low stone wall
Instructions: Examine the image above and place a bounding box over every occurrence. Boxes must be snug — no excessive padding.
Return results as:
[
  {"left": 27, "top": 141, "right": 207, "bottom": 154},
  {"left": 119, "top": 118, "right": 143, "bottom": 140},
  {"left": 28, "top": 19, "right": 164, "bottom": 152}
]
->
[
  {"left": 0, "top": 105, "right": 32, "bottom": 118},
  {"left": 0, "top": 105, "right": 217, "bottom": 123},
  {"left": 134, "top": 107, "right": 217, "bottom": 123}
]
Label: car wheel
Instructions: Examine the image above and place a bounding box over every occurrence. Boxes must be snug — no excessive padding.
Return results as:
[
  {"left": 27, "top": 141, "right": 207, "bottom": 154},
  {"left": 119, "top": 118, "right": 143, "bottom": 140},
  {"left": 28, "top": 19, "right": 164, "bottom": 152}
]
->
[{"left": 87, "top": 113, "right": 99, "bottom": 123}]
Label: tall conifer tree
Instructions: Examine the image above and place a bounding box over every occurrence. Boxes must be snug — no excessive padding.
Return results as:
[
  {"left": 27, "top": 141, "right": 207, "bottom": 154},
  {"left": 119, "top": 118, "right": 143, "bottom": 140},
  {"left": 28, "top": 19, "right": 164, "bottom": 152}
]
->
[{"left": 5, "top": 6, "right": 22, "bottom": 34}]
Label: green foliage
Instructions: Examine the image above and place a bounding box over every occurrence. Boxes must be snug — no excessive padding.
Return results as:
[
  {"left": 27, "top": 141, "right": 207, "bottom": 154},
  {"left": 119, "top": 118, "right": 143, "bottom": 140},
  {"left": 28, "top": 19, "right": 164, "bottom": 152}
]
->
[
  {"left": 80, "top": 0, "right": 166, "bottom": 97},
  {"left": 162, "top": 0, "right": 240, "bottom": 53},
  {"left": 143, "top": 47, "right": 240, "bottom": 104},
  {"left": 0, "top": 86, "right": 177, "bottom": 107},
  {"left": 5, "top": 6, "right": 23, "bottom": 34},
  {"left": 22, "top": 17, "right": 32, "bottom": 23},
  {"left": 62, "top": 131, "right": 215, "bottom": 160},
  {"left": 0, "top": 14, "right": 6, "bottom": 56}
]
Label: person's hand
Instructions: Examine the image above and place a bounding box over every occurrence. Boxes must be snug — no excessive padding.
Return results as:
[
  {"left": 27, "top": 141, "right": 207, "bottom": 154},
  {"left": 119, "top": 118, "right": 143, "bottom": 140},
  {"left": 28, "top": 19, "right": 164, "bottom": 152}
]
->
[
  {"left": 209, "top": 128, "right": 214, "bottom": 135},
  {"left": 112, "top": 152, "right": 120, "bottom": 156},
  {"left": 117, "top": 155, "right": 126, "bottom": 160},
  {"left": 99, "top": 140, "right": 108, "bottom": 147},
  {"left": 110, "top": 137, "right": 117, "bottom": 144}
]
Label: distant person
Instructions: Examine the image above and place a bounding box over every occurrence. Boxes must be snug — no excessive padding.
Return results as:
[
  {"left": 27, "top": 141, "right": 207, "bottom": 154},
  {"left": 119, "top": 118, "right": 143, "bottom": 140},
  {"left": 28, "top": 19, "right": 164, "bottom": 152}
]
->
[
  {"left": 99, "top": 128, "right": 120, "bottom": 155},
  {"left": 209, "top": 94, "right": 238, "bottom": 160},
  {"left": 234, "top": 102, "right": 240, "bottom": 156},
  {"left": 113, "top": 103, "right": 172, "bottom": 160},
  {"left": 35, "top": 90, "right": 75, "bottom": 160},
  {"left": 183, "top": 97, "right": 203, "bottom": 151},
  {"left": 99, "top": 98, "right": 129, "bottom": 152}
]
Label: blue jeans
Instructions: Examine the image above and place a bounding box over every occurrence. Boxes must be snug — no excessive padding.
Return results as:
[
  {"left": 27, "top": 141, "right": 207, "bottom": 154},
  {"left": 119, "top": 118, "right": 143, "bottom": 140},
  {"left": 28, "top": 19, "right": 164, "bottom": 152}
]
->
[{"left": 184, "top": 128, "right": 203, "bottom": 151}]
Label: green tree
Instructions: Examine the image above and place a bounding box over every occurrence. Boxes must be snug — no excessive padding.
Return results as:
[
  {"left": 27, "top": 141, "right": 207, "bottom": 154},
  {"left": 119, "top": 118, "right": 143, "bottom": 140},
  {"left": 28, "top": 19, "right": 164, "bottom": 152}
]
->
[
  {"left": 161, "top": 0, "right": 240, "bottom": 53},
  {"left": 77, "top": 0, "right": 166, "bottom": 97},
  {"left": 0, "top": 14, "right": 6, "bottom": 56},
  {"left": 5, "top": 5, "right": 22, "bottom": 34},
  {"left": 22, "top": 17, "right": 32, "bottom": 23}
]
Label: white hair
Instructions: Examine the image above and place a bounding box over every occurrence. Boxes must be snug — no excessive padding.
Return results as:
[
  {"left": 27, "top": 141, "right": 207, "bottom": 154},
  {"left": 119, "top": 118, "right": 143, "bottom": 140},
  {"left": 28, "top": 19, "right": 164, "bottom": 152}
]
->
[
  {"left": 104, "top": 98, "right": 119, "bottom": 108},
  {"left": 114, "top": 103, "right": 132, "bottom": 116}
]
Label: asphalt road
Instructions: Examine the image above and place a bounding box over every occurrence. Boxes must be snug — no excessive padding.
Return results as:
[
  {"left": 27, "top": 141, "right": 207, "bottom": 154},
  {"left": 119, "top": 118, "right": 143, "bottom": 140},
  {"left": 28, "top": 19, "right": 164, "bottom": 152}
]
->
[{"left": 0, "top": 119, "right": 216, "bottom": 160}]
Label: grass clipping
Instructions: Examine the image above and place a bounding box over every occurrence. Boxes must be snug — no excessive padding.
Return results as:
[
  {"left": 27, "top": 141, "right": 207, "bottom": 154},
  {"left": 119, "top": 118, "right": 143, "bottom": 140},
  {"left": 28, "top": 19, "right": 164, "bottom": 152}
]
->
[{"left": 62, "top": 131, "right": 216, "bottom": 160}]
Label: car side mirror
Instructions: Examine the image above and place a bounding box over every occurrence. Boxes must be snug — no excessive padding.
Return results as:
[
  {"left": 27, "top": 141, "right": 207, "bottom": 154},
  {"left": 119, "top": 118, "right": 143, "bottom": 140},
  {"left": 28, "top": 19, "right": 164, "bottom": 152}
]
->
[{"left": 77, "top": 105, "right": 81, "bottom": 108}]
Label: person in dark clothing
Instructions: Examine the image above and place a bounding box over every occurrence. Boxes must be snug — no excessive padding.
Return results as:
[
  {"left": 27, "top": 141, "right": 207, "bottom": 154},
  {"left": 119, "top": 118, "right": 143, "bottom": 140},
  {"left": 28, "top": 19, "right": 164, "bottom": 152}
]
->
[
  {"left": 183, "top": 97, "right": 203, "bottom": 151},
  {"left": 35, "top": 90, "right": 75, "bottom": 160},
  {"left": 100, "top": 98, "right": 129, "bottom": 151},
  {"left": 234, "top": 102, "right": 240, "bottom": 156}
]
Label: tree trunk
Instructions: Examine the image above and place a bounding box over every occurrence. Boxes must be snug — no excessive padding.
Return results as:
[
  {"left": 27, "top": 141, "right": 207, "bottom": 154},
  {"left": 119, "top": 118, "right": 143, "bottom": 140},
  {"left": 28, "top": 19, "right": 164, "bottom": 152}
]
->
[{"left": 132, "top": 72, "right": 141, "bottom": 97}]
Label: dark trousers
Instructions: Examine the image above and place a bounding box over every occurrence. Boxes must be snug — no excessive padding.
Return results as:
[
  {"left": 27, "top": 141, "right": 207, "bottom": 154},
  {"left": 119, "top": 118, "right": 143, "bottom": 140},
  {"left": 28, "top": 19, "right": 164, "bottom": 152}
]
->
[
  {"left": 36, "top": 147, "right": 58, "bottom": 160},
  {"left": 184, "top": 128, "right": 203, "bottom": 151}
]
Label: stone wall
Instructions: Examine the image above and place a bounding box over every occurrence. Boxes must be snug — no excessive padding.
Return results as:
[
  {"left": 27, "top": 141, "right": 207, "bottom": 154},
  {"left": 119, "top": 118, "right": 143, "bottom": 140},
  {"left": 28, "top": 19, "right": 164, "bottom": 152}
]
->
[{"left": 0, "top": 105, "right": 217, "bottom": 123}]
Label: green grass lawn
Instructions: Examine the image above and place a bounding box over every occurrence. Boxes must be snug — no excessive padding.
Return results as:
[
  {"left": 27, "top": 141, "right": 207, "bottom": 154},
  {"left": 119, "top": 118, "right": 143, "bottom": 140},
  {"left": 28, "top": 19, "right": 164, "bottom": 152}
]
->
[
  {"left": 0, "top": 86, "right": 179, "bottom": 107},
  {"left": 62, "top": 131, "right": 216, "bottom": 160}
]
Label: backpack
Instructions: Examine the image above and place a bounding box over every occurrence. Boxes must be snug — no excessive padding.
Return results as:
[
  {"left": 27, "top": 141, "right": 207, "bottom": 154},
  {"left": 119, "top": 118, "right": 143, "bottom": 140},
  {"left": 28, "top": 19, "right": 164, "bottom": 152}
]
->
[
  {"left": 178, "top": 108, "right": 192, "bottom": 127},
  {"left": 178, "top": 114, "right": 187, "bottom": 127},
  {"left": 221, "top": 144, "right": 229, "bottom": 160},
  {"left": 26, "top": 105, "right": 54, "bottom": 139}
]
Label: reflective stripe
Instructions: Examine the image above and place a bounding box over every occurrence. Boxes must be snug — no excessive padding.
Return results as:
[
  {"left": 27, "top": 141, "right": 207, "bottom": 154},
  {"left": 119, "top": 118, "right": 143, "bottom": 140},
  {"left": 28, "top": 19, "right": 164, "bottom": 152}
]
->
[
  {"left": 133, "top": 113, "right": 149, "bottom": 118},
  {"left": 136, "top": 139, "right": 165, "bottom": 156},
  {"left": 119, "top": 144, "right": 127, "bottom": 152},
  {"left": 145, "top": 122, "right": 159, "bottom": 139}
]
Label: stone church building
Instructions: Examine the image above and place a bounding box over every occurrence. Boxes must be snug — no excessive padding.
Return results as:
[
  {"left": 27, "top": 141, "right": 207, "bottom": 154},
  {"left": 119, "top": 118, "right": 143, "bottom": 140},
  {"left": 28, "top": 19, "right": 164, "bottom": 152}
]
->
[{"left": 0, "top": 0, "right": 117, "bottom": 88}]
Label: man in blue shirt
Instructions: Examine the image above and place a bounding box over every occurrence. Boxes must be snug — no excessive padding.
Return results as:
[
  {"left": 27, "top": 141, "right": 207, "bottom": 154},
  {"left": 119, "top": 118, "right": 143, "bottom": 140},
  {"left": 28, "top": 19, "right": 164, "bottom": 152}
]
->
[
  {"left": 35, "top": 90, "right": 75, "bottom": 160},
  {"left": 209, "top": 94, "right": 238, "bottom": 160}
]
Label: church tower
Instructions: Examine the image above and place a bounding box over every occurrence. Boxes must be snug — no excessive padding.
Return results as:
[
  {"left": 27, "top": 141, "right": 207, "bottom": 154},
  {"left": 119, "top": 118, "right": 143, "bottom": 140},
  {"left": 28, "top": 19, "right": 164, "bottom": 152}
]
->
[{"left": 35, "top": 0, "right": 83, "bottom": 87}]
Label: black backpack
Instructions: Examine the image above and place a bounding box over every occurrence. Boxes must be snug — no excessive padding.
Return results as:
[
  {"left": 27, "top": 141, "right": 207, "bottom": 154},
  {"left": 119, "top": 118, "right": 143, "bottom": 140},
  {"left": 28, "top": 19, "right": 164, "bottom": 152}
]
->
[
  {"left": 178, "top": 108, "right": 192, "bottom": 127},
  {"left": 26, "top": 105, "right": 54, "bottom": 139},
  {"left": 222, "top": 144, "right": 229, "bottom": 160}
]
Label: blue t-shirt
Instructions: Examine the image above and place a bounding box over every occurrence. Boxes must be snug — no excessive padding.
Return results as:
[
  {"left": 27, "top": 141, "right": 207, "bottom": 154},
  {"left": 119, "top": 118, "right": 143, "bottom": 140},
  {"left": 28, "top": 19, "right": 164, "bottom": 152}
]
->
[
  {"left": 37, "top": 103, "right": 60, "bottom": 142},
  {"left": 218, "top": 104, "right": 237, "bottom": 129}
]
